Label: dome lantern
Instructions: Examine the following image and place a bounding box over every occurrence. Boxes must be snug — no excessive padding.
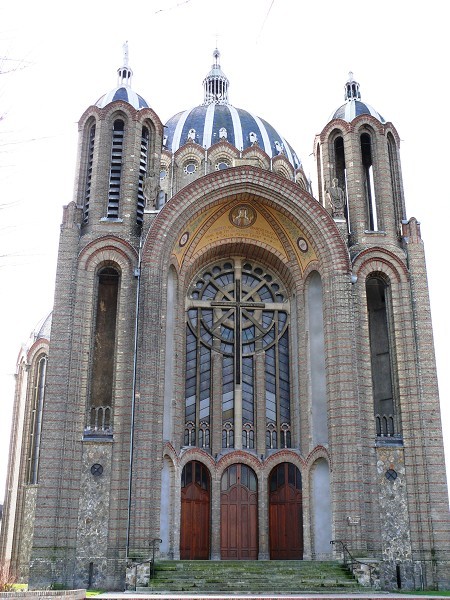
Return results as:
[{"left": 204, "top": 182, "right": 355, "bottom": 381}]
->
[
  {"left": 116, "top": 41, "right": 133, "bottom": 88},
  {"left": 203, "top": 48, "right": 230, "bottom": 105},
  {"left": 344, "top": 71, "right": 361, "bottom": 102},
  {"left": 328, "top": 72, "right": 385, "bottom": 124}
]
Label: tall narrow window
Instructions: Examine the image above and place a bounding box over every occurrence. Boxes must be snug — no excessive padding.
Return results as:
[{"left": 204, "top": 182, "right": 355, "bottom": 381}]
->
[
  {"left": 184, "top": 259, "right": 290, "bottom": 451},
  {"left": 87, "top": 267, "right": 119, "bottom": 434},
  {"left": 361, "top": 132, "right": 378, "bottom": 230},
  {"left": 366, "top": 276, "right": 398, "bottom": 437},
  {"left": 387, "top": 132, "right": 404, "bottom": 231},
  {"left": 137, "top": 126, "right": 149, "bottom": 224},
  {"left": 83, "top": 124, "right": 96, "bottom": 224},
  {"left": 334, "top": 136, "right": 349, "bottom": 224},
  {"left": 107, "top": 120, "right": 124, "bottom": 218},
  {"left": 26, "top": 354, "right": 47, "bottom": 484}
]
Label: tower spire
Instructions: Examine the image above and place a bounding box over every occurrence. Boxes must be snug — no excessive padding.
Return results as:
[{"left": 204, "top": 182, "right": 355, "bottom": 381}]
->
[
  {"left": 344, "top": 71, "right": 361, "bottom": 101},
  {"left": 117, "top": 41, "right": 133, "bottom": 88},
  {"left": 203, "top": 48, "right": 230, "bottom": 105}
]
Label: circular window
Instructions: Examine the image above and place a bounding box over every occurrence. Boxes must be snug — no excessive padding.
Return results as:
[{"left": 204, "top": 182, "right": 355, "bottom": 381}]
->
[
  {"left": 385, "top": 469, "right": 397, "bottom": 482},
  {"left": 160, "top": 169, "right": 167, "bottom": 180},
  {"left": 216, "top": 161, "right": 229, "bottom": 171},
  {"left": 184, "top": 162, "right": 197, "bottom": 175},
  {"left": 91, "top": 463, "right": 104, "bottom": 477}
]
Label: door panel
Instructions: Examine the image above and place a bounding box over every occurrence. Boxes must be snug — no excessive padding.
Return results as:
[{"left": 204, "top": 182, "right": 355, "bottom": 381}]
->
[
  {"left": 221, "top": 464, "right": 258, "bottom": 559},
  {"left": 269, "top": 462, "right": 303, "bottom": 559},
  {"left": 181, "top": 461, "right": 210, "bottom": 559}
]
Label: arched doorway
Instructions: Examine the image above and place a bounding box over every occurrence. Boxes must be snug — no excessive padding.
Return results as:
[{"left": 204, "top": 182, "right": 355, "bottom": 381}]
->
[
  {"left": 269, "top": 462, "right": 303, "bottom": 559},
  {"left": 220, "top": 463, "right": 258, "bottom": 559},
  {"left": 180, "top": 461, "right": 210, "bottom": 559}
]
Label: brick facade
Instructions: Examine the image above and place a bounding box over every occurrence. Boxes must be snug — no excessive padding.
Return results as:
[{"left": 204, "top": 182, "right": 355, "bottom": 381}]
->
[{"left": 1, "top": 61, "right": 448, "bottom": 592}]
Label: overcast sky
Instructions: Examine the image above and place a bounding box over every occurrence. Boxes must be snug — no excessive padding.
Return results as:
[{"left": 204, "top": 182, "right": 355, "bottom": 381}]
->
[{"left": 1, "top": 0, "right": 448, "bottom": 501}]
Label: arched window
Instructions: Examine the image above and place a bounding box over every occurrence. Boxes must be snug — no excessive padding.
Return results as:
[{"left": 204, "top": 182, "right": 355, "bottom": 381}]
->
[
  {"left": 83, "top": 123, "right": 96, "bottom": 224},
  {"left": 366, "top": 275, "right": 399, "bottom": 437},
  {"left": 87, "top": 267, "right": 119, "bottom": 435},
  {"left": 360, "top": 132, "right": 378, "bottom": 230},
  {"left": 333, "top": 135, "right": 349, "bottom": 224},
  {"left": 26, "top": 354, "right": 47, "bottom": 484},
  {"left": 184, "top": 259, "right": 291, "bottom": 452},
  {"left": 387, "top": 132, "right": 404, "bottom": 231},
  {"left": 107, "top": 119, "right": 124, "bottom": 218},
  {"left": 137, "top": 126, "right": 149, "bottom": 224}
]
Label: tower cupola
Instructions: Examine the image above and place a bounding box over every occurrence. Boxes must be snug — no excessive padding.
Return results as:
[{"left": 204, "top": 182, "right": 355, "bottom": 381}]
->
[
  {"left": 329, "top": 72, "right": 385, "bottom": 124},
  {"left": 95, "top": 42, "right": 149, "bottom": 110}
]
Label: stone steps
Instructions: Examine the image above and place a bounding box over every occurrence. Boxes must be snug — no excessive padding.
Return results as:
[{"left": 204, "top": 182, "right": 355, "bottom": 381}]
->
[{"left": 138, "top": 560, "right": 362, "bottom": 594}]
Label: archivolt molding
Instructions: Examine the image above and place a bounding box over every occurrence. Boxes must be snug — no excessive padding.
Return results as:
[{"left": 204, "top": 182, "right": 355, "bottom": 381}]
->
[
  {"left": 305, "top": 445, "right": 332, "bottom": 471},
  {"left": 216, "top": 450, "right": 262, "bottom": 476},
  {"left": 78, "top": 101, "right": 163, "bottom": 134},
  {"left": 352, "top": 246, "right": 409, "bottom": 283},
  {"left": 78, "top": 236, "right": 138, "bottom": 273},
  {"left": 262, "top": 449, "right": 306, "bottom": 473},
  {"left": 316, "top": 115, "right": 398, "bottom": 143},
  {"left": 143, "top": 167, "right": 350, "bottom": 278},
  {"left": 27, "top": 339, "right": 49, "bottom": 364}
]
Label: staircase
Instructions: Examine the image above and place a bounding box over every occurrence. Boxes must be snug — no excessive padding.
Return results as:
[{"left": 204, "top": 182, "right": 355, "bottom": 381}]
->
[{"left": 137, "top": 560, "right": 363, "bottom": 594}]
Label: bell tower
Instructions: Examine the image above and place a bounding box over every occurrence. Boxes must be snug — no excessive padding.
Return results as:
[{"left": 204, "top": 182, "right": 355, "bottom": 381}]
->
[{"left": 315, "top": 72, "right": 406, "bottom": 250}]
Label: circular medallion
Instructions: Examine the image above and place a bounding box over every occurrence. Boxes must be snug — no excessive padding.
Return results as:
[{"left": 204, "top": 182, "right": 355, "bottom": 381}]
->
[
  {"left": 179, "top": 231, "right": 189, "bottom": 247},
  {"left": 297, "top": 237, "right": 308, "bottom": 252},
  {"left": 229, "top": 205, "right": 256, "bottom": 228}
]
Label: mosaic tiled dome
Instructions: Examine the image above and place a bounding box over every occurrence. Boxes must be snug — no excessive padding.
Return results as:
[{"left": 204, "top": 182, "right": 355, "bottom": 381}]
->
[{"left": 163, "top": 50, "right": 302, "bottom": 169}]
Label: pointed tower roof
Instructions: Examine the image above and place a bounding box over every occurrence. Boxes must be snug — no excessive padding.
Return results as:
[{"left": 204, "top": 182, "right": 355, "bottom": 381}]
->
[
  {"left": 328, "top": 72, "right": 385, "bottom": 123},
  {"left": 95, "top": 42, "right": 149, "bottom": 110}
]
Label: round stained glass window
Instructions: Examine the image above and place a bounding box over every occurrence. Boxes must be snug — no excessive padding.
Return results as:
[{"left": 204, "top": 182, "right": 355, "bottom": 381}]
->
[
  {"left": 216, "top": 161, "right": 229, "bottom": 170},
  {"left": 184, "top": 162, "right": 197, "bottom": 175}
]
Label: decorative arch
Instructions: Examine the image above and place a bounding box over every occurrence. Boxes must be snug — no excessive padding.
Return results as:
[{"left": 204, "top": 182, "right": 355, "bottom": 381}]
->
[{"left": 142, "top": 167, "right": 351, "bottom": 278}]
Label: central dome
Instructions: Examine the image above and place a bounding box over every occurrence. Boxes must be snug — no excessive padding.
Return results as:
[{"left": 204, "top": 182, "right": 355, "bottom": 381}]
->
[{"left": 163, "top": 50, "right": 301, "bottom": 169}]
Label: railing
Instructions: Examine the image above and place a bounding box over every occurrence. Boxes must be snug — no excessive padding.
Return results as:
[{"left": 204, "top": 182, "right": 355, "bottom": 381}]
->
[
  {"left": 330, "top": 539, "right": 375, "bottom": 587},
  {"left": 149, "top": 538, "right": 162, "bottom": 580},
  {"left": 129, "top": 538, "right": 162, "bottom": 591}
]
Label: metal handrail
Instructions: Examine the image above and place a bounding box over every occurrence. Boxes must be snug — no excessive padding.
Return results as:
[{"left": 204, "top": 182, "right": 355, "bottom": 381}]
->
[
  {"left": 330, "top": 539, "right": 375, "bottom": 587},
  {"left": 149, "top": 538, "right": 162, "bottom": 580}
]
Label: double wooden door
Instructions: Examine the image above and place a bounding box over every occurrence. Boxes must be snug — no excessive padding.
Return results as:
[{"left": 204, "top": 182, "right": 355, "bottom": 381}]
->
[
  {"left": 180, "top": 461, "right": 210, "bottom": 559},
  {"left": 269, "top": 462, "right": 303, "bottom": 559},
  {"left": 220, "top": 463, "right": 258, "bottom": 559}
]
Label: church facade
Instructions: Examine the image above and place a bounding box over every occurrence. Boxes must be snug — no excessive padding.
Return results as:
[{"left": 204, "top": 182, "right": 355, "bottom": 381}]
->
[{"left": 1, "top": 49, "right": 449, "bottom": 591}]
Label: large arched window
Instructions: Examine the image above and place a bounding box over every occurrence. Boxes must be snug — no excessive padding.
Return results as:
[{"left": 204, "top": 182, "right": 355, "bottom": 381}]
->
[
  {"left": 366, "top": 275, "right": 399, "bottom": 437},
  {"left": 26, "top": 354, "right": 47, "bottom": 484},
  {"left": 184, "top": 259, "right": 291, "bottom": 452},
  {"left": 86, "top": 266, "right": 120, "bottom": 435}
]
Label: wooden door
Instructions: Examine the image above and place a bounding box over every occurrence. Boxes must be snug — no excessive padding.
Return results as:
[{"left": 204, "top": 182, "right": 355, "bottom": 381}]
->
[
  {"left": 220, "top": 463, "right": 258, "bottom": 559},
  {"left": 181, "top": 461, "right": 210, "bottom": 559},
  {"left": 269, "top": 462, "right": 303, "bottom": 559}
]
